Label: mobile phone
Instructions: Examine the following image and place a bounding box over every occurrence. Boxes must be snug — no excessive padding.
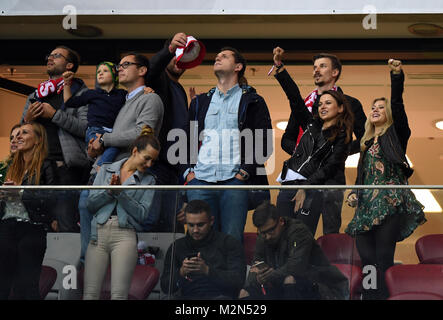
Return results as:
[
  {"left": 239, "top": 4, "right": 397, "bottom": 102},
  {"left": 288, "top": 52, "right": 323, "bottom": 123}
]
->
[
  {"left": 252, "top": 261, "right": 267, "bottom": 270},
  {"left": 186, "top": 253, "right": 198, "bottom": 259},
  {"left": 29, "top": 98, "right": 37, "bottom": 104}
]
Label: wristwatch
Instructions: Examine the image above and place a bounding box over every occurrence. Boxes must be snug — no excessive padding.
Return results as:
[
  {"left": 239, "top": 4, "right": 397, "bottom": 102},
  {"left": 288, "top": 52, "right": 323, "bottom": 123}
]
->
[
  {"left": 99, "top": 134, "right": 105, "bottom": 147},
  {"left": 238, "top": 169, "right": 250, "bottom": 180},
  {"left": 275, "top": 62, "right": 284, "bottom": 71}
]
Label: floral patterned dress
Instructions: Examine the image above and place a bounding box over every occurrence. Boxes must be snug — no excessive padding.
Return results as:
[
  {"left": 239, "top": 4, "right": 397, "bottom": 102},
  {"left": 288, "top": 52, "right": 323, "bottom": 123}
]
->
[{"left": 346, "top": 140, "right": 426, "bottom": 242}]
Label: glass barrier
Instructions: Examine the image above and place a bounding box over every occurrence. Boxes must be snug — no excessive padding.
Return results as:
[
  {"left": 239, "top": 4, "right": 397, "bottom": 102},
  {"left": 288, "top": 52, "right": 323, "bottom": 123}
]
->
[{"left": 0, "top": 185, "right": 441, "bottom": 301}]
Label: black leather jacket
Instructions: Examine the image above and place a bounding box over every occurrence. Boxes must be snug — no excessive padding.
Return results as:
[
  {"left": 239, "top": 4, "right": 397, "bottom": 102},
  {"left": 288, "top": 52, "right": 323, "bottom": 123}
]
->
[
  {"left": 282, "top": 120, "right": 349, "bottom": 185},
  {"left": 355, "top": 70, "right": 412, "bottom": 186},
  {"left": 276, "top": 69, "right": 366, "bottom": 156},
  {"left": 276, "top": 70, "right": 350, "bottom": 185},
  {"left": 21, "top": 159, "right": 58, "bottom": 229}
]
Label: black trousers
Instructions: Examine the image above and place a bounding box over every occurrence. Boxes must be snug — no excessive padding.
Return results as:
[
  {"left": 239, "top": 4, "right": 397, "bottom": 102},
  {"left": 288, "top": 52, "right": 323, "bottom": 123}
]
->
[
  {"left": 243, "top": 276, "right": 320, "bottom": 300},
  {"left": 277, "top": 187, "right": 344, "bottom": 236},
  {"left": 276, "top": 188, "right": 323, "bottom": 236},
  {"left": 53, "top": 163, "right": 91, "bottom": 232},
  {"left": 0, "top": 219, "right": 47, "bottom": 300},
  {"left": 321, "top": 190, "right": 344, "bottom": 234},
  {"left": 355, "top": 214, "right": 400, "bottom": 300}
]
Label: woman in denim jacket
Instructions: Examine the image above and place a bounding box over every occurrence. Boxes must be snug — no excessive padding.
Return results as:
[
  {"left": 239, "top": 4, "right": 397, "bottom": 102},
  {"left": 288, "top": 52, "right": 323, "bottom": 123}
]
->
[{"left": 83, "top": 126, "right": 160, "bottom": 300}]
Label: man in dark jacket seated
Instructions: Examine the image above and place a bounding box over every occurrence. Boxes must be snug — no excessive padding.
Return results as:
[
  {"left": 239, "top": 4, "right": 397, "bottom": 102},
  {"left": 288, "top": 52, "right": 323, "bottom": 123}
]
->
[
  {"left": 161, "top": 200, "right": 246, "bottom": 299},
  {"left": 239, "top": 202, "right": 349, "bottom": 300}
]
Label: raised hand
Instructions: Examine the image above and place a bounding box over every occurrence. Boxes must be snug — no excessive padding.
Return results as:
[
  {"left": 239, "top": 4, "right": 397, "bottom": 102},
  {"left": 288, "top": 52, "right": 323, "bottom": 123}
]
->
[
  {"left": 169, "top": 32, "right": 188, "bottom": 53},
  {"left": 62, "top": 71, "right": 75, "bottom": 86},
  {"left": 273, "top": 47, "right": 285, "bottom": 66},
  {"left": 388, "top": 59, "right": 402, "bottom": 74}
]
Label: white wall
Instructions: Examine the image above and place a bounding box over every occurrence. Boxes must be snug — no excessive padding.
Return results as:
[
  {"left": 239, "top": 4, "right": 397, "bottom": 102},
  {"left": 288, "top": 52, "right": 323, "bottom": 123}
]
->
[{"left": 2, "top": 0, "right": 442, "bottom": 16}]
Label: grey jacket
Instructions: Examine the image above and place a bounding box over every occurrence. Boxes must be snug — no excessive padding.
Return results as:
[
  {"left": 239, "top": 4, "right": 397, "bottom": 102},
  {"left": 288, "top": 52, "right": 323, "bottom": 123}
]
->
[
  {"left": 102, "top": 90, "right": 164, "bottom": 160},
  {"left": 21, "top": 78, "right": 90, "bottom": 168},
  {"left": 86, "top": 158, "right": 157, "bottom": 242}
]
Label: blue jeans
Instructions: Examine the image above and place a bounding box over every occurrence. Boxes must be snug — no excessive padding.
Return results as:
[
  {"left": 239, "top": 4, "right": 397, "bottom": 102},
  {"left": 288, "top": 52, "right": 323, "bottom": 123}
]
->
[
  {"left": 86, "top": 126, "right": 119, "bottom": 166},
  {"left": 79, "top": 189, "right": 92, "bottom": 263},
  {"left": 186, "top": 177, "right": 248, "bottom": 243}
]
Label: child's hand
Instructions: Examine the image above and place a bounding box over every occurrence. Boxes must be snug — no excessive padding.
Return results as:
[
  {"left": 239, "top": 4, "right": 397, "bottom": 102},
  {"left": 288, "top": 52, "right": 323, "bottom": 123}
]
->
[
  {"left": 189, "top": 87, "right": 196, "bottom": 100},
  {"left": 62, "top": 71, "right": 75, "bottom": 86},
  {"left": 143, "top": 87, "right": 155, "bottom": 94}
]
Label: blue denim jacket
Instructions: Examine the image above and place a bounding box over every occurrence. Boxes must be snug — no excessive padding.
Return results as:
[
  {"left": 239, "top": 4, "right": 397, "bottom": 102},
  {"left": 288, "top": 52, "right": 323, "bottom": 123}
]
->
[
  {"left": 87, "top": 158, "right": 157, "bottom": 242},
  {"left": 193, "top": 85, "right": 242, "bottom": 183}
]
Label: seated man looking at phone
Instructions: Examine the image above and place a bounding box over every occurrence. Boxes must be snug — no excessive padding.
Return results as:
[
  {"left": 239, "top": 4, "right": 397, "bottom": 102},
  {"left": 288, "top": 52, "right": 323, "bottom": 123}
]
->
[
  {"left": 239, "top": 202, "right": 349, "bottom": 300},
  {"left": 161, "top": 200, "right": 246, "bottom": 299}
]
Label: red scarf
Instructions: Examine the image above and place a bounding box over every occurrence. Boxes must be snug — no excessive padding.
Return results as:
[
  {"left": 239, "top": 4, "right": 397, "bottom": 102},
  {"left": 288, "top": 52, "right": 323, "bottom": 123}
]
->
[
  {"left": 294, "top": 85, "right": 338, "bottom": 148},
  {"left": 36, "top": 77, "right": 64, "bottom": 99}
]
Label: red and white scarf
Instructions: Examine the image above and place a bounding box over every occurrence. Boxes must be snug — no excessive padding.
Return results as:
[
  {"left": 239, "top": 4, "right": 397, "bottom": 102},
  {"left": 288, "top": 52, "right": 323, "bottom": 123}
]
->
[
  {"left": 36, "top": 77, "right": 64, "bottom": 99},
  {"left": 294, "top": 85, "right": 338, "bottom": 147}
]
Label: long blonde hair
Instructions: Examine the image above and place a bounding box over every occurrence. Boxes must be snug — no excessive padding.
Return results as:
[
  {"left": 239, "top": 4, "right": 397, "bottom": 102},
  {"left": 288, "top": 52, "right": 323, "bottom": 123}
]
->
[
  {"left": 6, "top": 122, "right": 48, "bottom": 185},
  {"left": 360, "top": 97, "right": 394, "bottom": 151}
]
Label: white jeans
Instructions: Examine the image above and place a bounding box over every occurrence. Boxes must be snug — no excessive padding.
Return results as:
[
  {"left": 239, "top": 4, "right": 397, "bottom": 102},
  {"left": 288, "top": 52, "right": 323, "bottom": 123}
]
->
[{"left": 83, "top": 216, "right": 138, "bottom": 300}]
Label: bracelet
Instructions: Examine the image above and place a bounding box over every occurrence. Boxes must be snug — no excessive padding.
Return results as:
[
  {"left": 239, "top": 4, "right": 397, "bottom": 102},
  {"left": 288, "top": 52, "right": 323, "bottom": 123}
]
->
[
  {"left": 276, "top": 62, "right": 284, "bottom": 70},
  {"left": 267, "top": 62, "right": 284, "bottom": 76}
]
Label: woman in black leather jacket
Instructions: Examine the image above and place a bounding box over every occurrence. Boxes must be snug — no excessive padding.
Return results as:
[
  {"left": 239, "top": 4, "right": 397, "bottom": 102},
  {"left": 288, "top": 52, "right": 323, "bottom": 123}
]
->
[
  {"left": 0, "top": 122, "right": 58, "bottom": 299},
  {"left": 345, "top": 60, "right": 426, "bottom": 300},
  {"left": 275, "top": 70, "right": 354, "bottom": 235}
]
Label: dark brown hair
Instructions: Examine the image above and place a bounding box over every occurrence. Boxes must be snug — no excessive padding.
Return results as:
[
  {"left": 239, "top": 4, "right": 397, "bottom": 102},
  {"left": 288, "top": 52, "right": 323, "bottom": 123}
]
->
[
  {"left": 56, "top": 45, "right": 81, "bottom": 73},
  {"left": 185, "top": 199, "right": 213, "bottom": 217},
  {"left": 252, "top": 201, "right": 279, "bottom": 228},
  {"left": 221, "top": 46, "right": 248, "bottom": 86},
  {"left": 121, "top": 52, "right": 150, "bottom": 84},
  {"left": 129, "top": 125, "right": 161, "bottom": 153},
  {"left": 317, "top": 90, "right": 354, "bottom": 144}
]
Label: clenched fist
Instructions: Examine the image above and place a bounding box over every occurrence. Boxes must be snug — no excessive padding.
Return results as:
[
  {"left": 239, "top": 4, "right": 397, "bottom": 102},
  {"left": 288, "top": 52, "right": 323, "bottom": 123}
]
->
[
  {"left": 388, "top": 59, "right": 402, "bottom": 74},
  {"left": 62, "top": 71, "right": 75, "bottom": 86},
  {"left": 273, "top": 47, "right": 285, "bottom": 66}
]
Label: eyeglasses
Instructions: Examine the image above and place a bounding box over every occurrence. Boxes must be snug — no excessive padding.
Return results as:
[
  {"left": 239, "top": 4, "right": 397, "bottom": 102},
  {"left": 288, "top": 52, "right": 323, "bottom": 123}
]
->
[
  {"left": 116, "top": 61, "right": 143, "bottom": 70},
  {"left": 187, "top": 221, "right": 209, "bottom": 229},
  {"left": 45, "top": 53, "right": 69, "bottom": 61},
  {"left": 258, "top": 221, "right": 279, "bottom": 237}
]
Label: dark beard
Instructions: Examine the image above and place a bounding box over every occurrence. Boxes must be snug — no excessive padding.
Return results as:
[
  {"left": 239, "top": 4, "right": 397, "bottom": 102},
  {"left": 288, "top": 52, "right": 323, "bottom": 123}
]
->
[
  {"left": 47, "top": 69, "right": 63, "bottom": 78},
  {"left": 167, "top": 67, "right": 184, "bottom": 80}
]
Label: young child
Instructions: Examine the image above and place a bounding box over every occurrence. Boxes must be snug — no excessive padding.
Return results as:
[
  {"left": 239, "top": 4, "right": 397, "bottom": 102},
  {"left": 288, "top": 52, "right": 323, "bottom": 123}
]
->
[{"left": 63, "top": 61, "right": 126, "bottom": 169}]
